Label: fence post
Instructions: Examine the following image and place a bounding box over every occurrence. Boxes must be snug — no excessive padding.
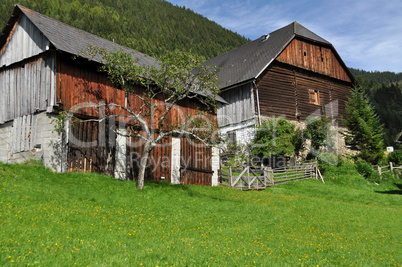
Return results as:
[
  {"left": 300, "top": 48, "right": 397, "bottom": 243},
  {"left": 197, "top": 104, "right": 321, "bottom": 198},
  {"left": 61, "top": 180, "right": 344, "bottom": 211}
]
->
[
  {"left": 315, "top": 161, "right": 318, "bottom": 179},
  {"left": 390, "top": 162, "right": 394, "bottom": 172},
  {"left": 247, "top": 166, "right": 250, "bottom": 190},
  {"left": 268, "top": 167, "right": 274, "bottom": 186},
  {"left": 229, "top": 167, "right": 232, "bottom": 187},
  {"left": 377, "top": 165, "right": 382, "bottom": 180}
]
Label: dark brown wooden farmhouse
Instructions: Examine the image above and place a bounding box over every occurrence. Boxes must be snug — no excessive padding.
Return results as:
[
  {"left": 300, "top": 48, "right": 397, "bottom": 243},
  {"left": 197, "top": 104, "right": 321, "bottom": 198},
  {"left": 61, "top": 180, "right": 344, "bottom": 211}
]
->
[
  {"left": 0, "top": 5, "right": 221, "bottom": 185},
  {"left": 205, "top": 22, "right": 354, "bottom": 148}
]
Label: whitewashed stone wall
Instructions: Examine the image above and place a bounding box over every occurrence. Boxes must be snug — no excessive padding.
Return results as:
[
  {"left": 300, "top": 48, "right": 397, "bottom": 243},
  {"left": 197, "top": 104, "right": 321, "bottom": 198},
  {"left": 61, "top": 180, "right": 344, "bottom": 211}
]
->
[{"left": 220, "top": 118, "right": 257, "bottom": 146}]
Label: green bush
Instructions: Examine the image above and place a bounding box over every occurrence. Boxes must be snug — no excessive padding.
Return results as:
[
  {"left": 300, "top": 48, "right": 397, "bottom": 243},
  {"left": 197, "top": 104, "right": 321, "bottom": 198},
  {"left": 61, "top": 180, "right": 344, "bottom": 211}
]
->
[
  {"left": 355, "top": 159, "right": 380, "bottom": 181},
  {"left": 355, "top": 159, "right": 374, "bottom": 178},
  {"left": 388, "top": 150, "right": 402, "bottom": 165},
  {"left": 317, "top": 152, "right": 339, "bottom": 174},
  {"left": 251, "top": 118, "right": 302, "bottom": 158}
]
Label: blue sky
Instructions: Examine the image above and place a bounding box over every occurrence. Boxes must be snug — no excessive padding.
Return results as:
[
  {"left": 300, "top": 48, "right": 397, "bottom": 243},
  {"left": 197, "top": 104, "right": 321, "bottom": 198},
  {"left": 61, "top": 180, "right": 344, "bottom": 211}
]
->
[{"left": 167, "top": 0, "right": 401, "bottom": 73}]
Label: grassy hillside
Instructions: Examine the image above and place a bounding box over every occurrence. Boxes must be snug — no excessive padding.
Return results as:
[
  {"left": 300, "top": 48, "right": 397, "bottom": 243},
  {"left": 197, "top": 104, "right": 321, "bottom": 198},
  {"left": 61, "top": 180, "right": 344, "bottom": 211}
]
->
[
  {"left": 0, "top": 161, "right": 401, "bottom": 265},
  {"left": 0, "top": 0, "right": 249, "bottom": 59}
]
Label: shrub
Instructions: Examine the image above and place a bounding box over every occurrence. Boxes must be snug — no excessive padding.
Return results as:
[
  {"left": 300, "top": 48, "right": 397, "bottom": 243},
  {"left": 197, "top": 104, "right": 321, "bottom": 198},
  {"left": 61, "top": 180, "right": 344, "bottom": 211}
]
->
[
  {"left": 388, "top": 150, "right": 402, "bottom": 165},
  {"left": 251, "top": 118, "right": 302, "bottom": 158},
  {"left": 304, "top": 115, "right": 335, "bottom": 154},
  {"left": 355, "top": 159, "right": 380, "bottom": 181},
  {"left": 317, "top": 152, "right": 339, "bottom": 174}
]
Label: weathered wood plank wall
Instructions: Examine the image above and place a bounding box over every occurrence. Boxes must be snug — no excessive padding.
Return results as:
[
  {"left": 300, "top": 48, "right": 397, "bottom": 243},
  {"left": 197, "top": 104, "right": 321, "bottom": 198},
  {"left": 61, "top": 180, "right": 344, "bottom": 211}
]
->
[
  {"left": 218, "top": 83, "right": 255, "bottom": 127},
  {"left": 0, "top": 55, "right": 56, "bottom": 124},
  {"left": 0, "top": 14, "right": 50, "bottom": 67},
  {"left": 257, "top": 61, "right": 350, "bottom": 123},
  {"left": 276, "top": 38, "right": 352, "bottom": 83},
  {"left": 12, "top": 114, "right": 38, "bottom": 153},
  {"left": 180, "top": 137, "right": 213, "bottom": 185},
  {"left": 68, "top": 119, "right": 115, "bottom": 176},
  {"left": 59, "top": 57, "right": 216, "bottom": 184},
  {"left": 57, "top": 58, "right": 212, "bottom": 128},
  {"left": 127, "top": 133, "right": 172, "bottom": 182}
]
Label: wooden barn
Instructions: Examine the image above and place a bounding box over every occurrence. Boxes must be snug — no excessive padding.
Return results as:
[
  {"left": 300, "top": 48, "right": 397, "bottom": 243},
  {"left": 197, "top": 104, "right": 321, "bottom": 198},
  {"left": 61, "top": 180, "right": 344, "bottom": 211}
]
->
[
  {"left": 205, "top": 22, "right": 354, "bottom": 149},
  {"left": 0, "top": 5, "right": 221, "bottom": 185}
]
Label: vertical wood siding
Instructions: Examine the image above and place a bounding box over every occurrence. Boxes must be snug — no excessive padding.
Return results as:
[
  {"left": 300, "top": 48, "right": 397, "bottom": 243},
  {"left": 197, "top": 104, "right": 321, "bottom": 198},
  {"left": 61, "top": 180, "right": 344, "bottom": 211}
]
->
[
  {"left": 59, "top": 57, "right": 216, "bottom": 184},
  {"left": 0, "top": 15, "right": 49, "bottom": 67},
  {"left": 57, "top": 58, "right": 212, "bottom": 126},
  {"left": 276, "top": 38, "right": 352, "bottom": 83},
  {"left": 180, "top": 137, "right": 212, "bottom": 185},
  {"left": 12, "top": 114, "right": 38, "bottom": 153},
  {"left": 127, "top": 133, "right": 172, "bottom": 182},
  {"left": 257, "top": 61, "right": 351, "bottom": 123},
  {"left": 68, "top": 119, "right": 116, "bottom": 176},
  {"left": 0, "top": 55, "right": 56, "bottom": 124},
  {"left": 218, "top": 83, "right": 255, "bottom": 127}
]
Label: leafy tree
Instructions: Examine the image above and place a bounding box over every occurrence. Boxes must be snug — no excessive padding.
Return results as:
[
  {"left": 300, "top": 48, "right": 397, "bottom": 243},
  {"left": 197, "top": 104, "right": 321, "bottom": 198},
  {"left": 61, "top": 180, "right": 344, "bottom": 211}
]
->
[
  {"left": 70, "top": 49, "right": 220, "bottom": 189},
  {"left": 304, "top": 115, "right": 335, "bottom": 156},
  {"left": 343, "top": 86, "right": 384, "bottom": 163},
  {"left": 251, "top": 118, "right": 302, "bottom": 158}
]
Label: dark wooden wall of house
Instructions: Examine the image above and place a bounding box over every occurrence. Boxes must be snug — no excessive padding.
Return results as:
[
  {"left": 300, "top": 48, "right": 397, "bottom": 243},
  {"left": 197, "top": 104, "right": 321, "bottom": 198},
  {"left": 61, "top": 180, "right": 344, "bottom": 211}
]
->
[
  {"left": 257, "top": 61, "right": 351, "bottom": 123},
  {"left": 276, "top": 38, "right": 352, "bottom": 83}
]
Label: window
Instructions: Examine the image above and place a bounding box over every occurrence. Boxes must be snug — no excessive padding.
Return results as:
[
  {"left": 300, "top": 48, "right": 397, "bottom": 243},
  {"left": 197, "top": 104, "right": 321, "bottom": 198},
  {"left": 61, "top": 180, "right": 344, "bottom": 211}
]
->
[
  {"left": 227, "top": 131, "right": 236, "bottom": 144},
  {"left": 308, "top": 89, "right": 320, "bottom": 105}
]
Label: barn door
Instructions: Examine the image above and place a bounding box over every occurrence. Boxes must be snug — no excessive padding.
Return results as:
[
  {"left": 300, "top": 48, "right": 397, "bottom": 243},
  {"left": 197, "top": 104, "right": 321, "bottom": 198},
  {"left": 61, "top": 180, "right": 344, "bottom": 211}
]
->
[
  {"left": 67, "top": 119, "right": 116, "bottom": 176},
  {"left": 180, "top": 138, "right": 213, "bottom": 185}
]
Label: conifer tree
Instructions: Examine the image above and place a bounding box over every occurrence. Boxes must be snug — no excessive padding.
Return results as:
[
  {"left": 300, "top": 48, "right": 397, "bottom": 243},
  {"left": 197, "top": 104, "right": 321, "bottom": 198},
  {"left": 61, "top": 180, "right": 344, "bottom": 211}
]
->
[{"left": 343, "top": 87, "right": 384, "bottom": 163}]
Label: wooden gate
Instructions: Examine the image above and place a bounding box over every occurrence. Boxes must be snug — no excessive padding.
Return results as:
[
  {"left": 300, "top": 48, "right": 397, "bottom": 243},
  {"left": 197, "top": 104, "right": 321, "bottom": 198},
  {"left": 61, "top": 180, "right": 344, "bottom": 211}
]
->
[
  {"left": 223, "top": 166, "right": 266, "bottom": 190},
  {"left": 220, "top": 161, "right": 321, "bottom": 190},
  {"left": 67, "top": 119, "right": 116, "bottom": 176}
]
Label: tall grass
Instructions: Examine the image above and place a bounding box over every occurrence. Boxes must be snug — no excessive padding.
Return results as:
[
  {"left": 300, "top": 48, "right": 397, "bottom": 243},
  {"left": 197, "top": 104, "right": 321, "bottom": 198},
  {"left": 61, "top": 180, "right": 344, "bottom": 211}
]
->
[{"left": 0, "top": 161, "right": 401, "bottom": 266}]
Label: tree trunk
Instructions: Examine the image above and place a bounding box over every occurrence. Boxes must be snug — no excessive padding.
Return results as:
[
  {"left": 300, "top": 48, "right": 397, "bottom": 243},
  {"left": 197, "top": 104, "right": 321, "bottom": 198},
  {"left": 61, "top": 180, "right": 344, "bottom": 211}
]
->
[{"left": 137, "top": 141, "right": 153, "bottom": 190}]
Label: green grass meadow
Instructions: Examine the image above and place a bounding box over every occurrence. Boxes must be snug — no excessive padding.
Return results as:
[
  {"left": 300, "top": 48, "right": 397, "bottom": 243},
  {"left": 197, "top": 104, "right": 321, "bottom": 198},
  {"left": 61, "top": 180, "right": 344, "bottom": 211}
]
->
[{"left": 0, "top": 161, "right": 401, "bottom": 266}]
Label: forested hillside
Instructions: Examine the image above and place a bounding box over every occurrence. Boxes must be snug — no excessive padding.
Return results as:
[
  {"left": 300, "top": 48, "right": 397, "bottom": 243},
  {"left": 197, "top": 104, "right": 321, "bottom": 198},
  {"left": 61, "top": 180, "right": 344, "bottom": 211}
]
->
[
  {"left": 0, "top": 0, "right": 249, "bottom": 59},
  {"left": 349, "top": 69, "right": 402, "bottom": 147},
  {"left": 350, "top": 68, "right": 402, "bottom": 85}
]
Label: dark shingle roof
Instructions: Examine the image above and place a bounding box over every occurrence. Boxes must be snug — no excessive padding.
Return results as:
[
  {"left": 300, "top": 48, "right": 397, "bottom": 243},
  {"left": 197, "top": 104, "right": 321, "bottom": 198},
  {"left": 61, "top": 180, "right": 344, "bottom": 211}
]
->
[{"left": 204, "top": 22, "right": 333, "bottom": 89}]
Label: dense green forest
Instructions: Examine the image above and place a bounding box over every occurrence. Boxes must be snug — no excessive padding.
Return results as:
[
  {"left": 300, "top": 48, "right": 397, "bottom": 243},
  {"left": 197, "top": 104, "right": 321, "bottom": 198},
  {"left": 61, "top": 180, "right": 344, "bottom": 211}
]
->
[
  {"left": 349, "top": 69, "right": 402, "bottom": 147},
  {"left": 0, "top": 0, "right": 249, "bottom": 59},
  {"left": 350, "top": 68, "right": 402, "bottom": 85}
]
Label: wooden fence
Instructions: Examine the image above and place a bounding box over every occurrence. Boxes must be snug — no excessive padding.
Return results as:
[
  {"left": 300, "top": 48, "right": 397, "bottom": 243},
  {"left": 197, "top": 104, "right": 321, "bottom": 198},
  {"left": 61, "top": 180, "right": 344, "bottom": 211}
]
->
[
  {"left": 377, "top": 162, "right": 402, "bottom": 179},
  {"left": 219, "top": 161, "right": 323, "bottom": 190}
]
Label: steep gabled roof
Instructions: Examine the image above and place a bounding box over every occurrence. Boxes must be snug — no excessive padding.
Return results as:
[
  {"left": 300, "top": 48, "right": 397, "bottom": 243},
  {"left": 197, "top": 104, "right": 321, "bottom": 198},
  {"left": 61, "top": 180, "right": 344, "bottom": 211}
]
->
[
  {"left": 0, "top": 5, "right": 226, "bottom": 103},
  {"left": 204, "top": 22, "right": 348, "bottom": 89},
  {"left": 0, "top": 5, "right": 159, "bottom": 68}
]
